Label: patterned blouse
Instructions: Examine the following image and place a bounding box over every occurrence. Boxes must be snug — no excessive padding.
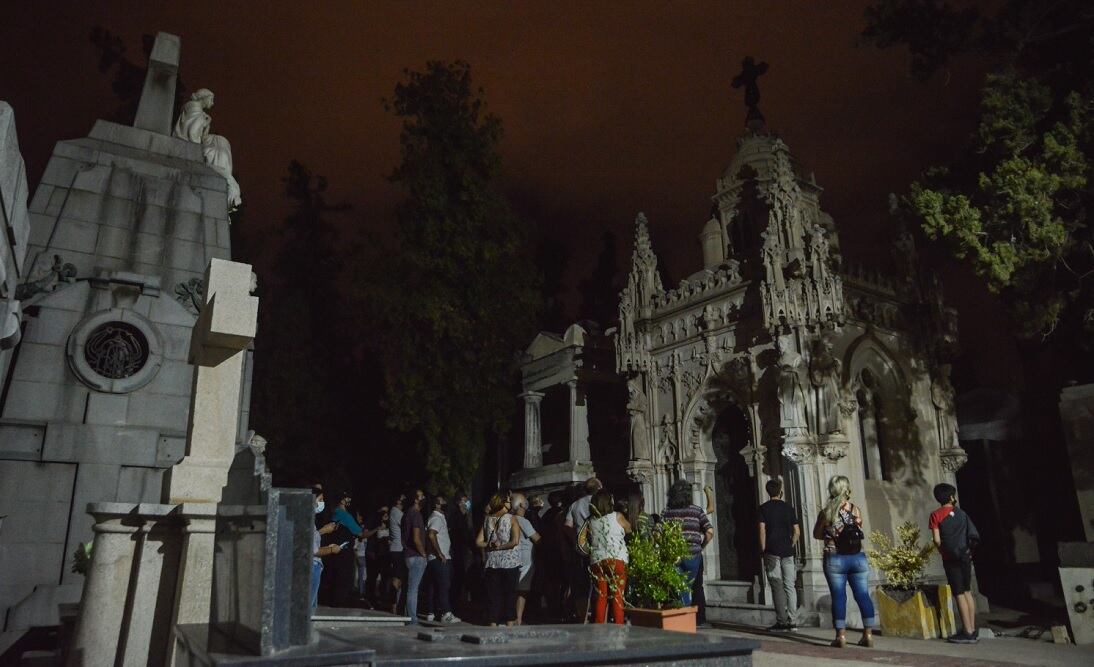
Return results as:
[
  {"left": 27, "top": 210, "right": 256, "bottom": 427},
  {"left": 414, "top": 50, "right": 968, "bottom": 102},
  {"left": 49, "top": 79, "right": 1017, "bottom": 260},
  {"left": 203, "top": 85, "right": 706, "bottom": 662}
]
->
[
  {"left": 822, "top": 503, "right": 861, "bottom": 555},
  {"left": 661, "top": 504, "right": 713, "bottom": 556},
  {"left": 483, "top": 514, "right": 521, "bottom": 570}
]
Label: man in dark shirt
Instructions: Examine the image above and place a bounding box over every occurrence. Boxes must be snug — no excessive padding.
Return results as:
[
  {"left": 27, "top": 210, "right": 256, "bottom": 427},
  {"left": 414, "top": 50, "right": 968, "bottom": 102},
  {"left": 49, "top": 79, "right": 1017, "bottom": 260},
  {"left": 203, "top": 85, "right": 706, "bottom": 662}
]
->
[
  {"left": 401, "top": 491, "right": 429, "bottom": 625},
  {"left": 758, "top": 478, "right": 800, "bottom": 631}
]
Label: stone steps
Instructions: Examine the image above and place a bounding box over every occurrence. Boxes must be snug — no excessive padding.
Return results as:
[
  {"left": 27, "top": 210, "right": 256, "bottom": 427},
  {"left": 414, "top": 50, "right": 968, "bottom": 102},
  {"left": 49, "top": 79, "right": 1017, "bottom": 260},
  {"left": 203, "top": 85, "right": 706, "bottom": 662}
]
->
[{"left": 704, "top": 580, "right": 756, "bottom": 605}]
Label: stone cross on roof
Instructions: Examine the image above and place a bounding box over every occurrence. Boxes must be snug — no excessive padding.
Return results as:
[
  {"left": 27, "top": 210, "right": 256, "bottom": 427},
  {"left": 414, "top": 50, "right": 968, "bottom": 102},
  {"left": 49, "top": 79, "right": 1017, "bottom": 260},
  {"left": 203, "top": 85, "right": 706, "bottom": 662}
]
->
[
  {"left": 133, "top": 32, "right": 181, "bottom": 136},
  {"left": 731, "top": 56, "right": 769, "bottom": 131}
]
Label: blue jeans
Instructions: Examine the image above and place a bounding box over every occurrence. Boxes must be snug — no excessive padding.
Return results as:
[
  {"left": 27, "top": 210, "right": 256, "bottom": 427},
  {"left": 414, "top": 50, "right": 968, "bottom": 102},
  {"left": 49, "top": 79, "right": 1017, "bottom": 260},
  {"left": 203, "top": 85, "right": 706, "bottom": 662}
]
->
[
  {"left": 405, "top": 555, "right": 428, "bottom": 624},
  {"left": 425, "top": 558, "right": 452, "bottom": 616},
  {"left": 356, "top": 555, "right": 368, "bottom": 596},
  {"left": 310, "top": 559, "right": 323, "bottom": 611},
  {"left": 823, "top": 552, "right": 877, "bottom": 629},
  {"left": 678, "top": 554, "right": 703, "bottom": 607}
]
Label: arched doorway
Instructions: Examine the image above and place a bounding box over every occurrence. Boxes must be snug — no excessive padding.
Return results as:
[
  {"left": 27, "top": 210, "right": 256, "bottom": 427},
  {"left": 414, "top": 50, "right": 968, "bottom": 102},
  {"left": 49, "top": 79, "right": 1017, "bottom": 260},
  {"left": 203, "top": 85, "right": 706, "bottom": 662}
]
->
[{"left": 711, "top": 405, "right": 761, "bottom": 581}]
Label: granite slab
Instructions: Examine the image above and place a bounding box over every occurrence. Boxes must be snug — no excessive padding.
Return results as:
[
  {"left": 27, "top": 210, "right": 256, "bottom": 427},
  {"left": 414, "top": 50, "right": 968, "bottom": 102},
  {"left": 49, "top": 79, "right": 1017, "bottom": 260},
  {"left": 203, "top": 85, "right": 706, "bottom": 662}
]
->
[{"left": 174, "top": 624, "right": 373, "bottom": 666}]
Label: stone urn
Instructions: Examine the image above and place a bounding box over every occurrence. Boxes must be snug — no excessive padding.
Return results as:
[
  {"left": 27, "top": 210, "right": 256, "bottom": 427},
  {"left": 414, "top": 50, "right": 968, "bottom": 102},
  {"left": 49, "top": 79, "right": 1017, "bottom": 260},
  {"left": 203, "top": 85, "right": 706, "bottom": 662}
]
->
[
  {"left": 876, "top": 585, "right": 953, "bottom": 639},
  {"left": 627, "top": 606, "right": 698, "bottom": 633}
]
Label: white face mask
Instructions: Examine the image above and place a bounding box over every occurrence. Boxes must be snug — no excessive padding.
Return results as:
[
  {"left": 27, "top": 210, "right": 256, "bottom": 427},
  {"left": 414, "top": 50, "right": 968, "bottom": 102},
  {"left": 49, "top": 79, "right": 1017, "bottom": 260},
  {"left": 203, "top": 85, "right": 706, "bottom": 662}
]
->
[
  {"left": 315, "top": 500, "right": 325, "bottom": 514},
  {"left": 463, "top": 500, "right": 471, "bottom": 512}
]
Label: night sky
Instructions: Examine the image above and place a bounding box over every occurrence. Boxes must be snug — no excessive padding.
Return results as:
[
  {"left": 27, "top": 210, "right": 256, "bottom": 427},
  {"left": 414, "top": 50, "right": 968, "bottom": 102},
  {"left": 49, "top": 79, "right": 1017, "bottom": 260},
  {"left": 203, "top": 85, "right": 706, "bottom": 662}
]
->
[{"left": 1, "top": 1, "right": 1017, "bottom": 388}]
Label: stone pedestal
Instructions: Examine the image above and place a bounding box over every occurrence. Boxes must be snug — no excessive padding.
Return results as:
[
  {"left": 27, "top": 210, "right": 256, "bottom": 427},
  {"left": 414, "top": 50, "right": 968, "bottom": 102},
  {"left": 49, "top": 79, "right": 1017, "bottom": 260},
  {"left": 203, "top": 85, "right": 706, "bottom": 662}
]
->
[
  {"left": 520, "top": 391, "right": 544, "bottom": 469},
  {"left": 569, "top": 380, "right": 591, "bottom": 465}
]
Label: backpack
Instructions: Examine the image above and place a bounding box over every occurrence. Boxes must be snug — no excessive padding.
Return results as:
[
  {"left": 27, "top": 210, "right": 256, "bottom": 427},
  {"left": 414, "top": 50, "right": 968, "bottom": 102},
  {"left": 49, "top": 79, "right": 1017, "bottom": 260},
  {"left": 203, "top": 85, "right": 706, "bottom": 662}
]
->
[{"left": 835, "top": 504, "right": 864, "bottom": 555}]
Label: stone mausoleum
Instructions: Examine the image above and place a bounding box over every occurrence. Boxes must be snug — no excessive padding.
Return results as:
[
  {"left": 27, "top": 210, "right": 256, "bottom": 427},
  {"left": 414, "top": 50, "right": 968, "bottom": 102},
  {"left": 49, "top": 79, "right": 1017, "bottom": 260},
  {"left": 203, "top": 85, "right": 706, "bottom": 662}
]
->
[
  {"left": 511, "top": 83, "right": 971, "bottom": 626},
  {"left": 0, "top": 33, "right": 252, "bottom": 644}
]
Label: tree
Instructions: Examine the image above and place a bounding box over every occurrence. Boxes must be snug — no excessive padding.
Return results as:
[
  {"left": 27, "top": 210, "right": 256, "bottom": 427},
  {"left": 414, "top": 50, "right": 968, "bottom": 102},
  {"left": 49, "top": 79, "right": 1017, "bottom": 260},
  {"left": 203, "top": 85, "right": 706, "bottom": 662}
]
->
[
  {"left": 863, "top": 1, "right": 1094, "bottom": 346},
  {"left": 254, "top": 161, "right": 353, "bottom": 480},
  {"left": 370, "top": 61, "right": 541, "bottom": 495}
]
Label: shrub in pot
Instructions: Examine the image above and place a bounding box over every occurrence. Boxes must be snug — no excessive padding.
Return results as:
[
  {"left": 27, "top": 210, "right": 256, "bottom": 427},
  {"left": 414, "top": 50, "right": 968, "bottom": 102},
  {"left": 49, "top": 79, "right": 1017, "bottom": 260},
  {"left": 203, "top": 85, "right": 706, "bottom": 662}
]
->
[
  {"left": 624, "top": 520, "right": 698, "bottom": 632},
  {"left": 866, "top": 522, "right": 941, "bottom": 639}
]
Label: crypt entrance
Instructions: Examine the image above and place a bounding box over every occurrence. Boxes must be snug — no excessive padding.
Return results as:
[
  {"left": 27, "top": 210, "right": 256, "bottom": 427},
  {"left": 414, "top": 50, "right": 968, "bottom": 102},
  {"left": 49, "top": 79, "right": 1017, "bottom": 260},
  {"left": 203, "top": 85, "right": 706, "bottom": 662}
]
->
[{"left": 711, "top": 404, "right": 761, "bottom": 583}]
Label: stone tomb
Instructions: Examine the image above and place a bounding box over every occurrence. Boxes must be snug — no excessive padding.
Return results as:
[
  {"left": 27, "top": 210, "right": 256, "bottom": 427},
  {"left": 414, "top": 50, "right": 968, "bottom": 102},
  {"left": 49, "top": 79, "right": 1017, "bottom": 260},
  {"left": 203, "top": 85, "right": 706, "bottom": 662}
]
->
[{"left": 174, "top": 624, "right": 757, "bottom": 666}]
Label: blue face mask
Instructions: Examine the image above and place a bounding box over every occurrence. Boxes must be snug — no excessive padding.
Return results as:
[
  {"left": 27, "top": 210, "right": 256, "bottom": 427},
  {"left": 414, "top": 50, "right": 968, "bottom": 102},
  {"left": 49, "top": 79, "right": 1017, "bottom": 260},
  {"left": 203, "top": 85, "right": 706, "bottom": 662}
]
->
[
  {"left": 315, "top": 500, "right": 325, "bottom": 514},
  {"left": 463, "top": 500, "right": 471, "bottom": 512}
]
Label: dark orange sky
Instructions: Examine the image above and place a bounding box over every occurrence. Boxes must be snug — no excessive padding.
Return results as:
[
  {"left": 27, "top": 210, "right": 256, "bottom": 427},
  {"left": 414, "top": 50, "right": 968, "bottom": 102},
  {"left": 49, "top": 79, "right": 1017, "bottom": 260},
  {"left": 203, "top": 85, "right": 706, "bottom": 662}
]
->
[{"left": 0, "top": 1, "right": 1016, "bottom": 385}]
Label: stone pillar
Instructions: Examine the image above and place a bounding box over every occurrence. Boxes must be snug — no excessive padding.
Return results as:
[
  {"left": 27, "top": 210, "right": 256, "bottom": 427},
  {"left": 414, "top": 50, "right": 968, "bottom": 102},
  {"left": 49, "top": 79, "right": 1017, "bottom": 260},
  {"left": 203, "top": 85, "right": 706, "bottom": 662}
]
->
[
  {"left": 68, "top": 507, "right": 140, "bottom": 667},
  {"left": 520, "top": 391, "right": 544, "bottom": 469},
  {"left": 568, "top": 380, "right": 591, "bottom": 464},
  {"left": 781, "top": 440, "right": 829, "bottom": 609}
]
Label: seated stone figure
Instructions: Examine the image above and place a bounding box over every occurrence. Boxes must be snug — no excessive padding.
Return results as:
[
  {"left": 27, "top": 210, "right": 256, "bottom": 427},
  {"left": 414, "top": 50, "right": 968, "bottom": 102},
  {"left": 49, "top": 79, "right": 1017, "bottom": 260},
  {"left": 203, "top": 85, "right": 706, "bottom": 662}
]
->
[{"left": 174, "top": 88, "right": 242, "bottom": 210}]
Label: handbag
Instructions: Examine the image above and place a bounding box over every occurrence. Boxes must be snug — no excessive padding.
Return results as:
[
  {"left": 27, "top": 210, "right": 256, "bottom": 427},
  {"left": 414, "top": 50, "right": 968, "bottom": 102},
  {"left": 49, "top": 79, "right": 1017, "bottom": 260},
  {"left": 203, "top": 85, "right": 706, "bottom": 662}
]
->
[{"left": 575, "top": 518, "right": 591, "bottom": 557}]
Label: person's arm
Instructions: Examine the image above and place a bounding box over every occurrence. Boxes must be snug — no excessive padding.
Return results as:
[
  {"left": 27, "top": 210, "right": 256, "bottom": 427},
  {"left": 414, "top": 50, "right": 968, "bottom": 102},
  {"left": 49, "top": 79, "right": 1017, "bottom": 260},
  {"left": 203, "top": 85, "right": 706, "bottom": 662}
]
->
[
  {"left": 699, "top": 508, "right": 714, "bottom": 548},
  {"left": 412, "top": 520, "right": 427, "bottom": 556},
  {"left": 475, "top": 520, "right": 489, "bottom": 549},
  {"left": 932, "top": 526, "right": 942, "bottom": 552},
  {"left": 428, "top": 528, "right": 445, "bottom": 561},
  {"left": 316, "top": 543, "right": 342, "bottom": 557},
  {"left": 812, "top": 512, "right": 827, "bottom": 540},
  {"left": 704, "top": 485, "right": 715, "bottom": 514},
  {"left": 791, "top": 523, "right": 800, "bottom": 548},
  {"left": 758, "top": 521, "right": 766, "bottom": 553},
  {"left": 335, "top": 508, "right": 363, "bottom": 537},
  {"left": 617, "top": 512, "right": 633, "bottom": 535},
  {"left": 319, "top": 522, "right": 337, "bottom": 536}
]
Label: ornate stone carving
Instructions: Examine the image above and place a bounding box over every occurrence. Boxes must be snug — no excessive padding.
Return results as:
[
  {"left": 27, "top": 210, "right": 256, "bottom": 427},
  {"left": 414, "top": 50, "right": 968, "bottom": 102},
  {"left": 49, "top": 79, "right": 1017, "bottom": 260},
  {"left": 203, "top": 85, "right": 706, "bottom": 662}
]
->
[
  {"left": 627, "top": 376, "right": 651, "bottom": 461},
  {"left": 15, "top": 254, "right": 77, "bottom": 300},
  {"left": 616, "top": 213, "right": 664, "bottom": 373},
  {"left": 731, "top": 55, "right": 769, "bottom": 130},
  {"left": 780, "top": 440, "right": 815, "bottom": 465},
  {"left": 809, "top": 336, "right": 843, "bottom": 435},
  {"left": 940, "top": 448, "right": 968, "bottom": 472},
  {"left": 931, "top": 364, "right": 960, "bottom": 450},
  {"left": 776, "top": 348, "right": 809, "bottom": 438},
  {"left": 175, "top": 277, "right": 205, "bottom": 315},
  {"left": 173, "top": 88, "right": 242, "bottom": 210},
  {"left": 818, "top": 437, "right": 850, "bottom": 462}
]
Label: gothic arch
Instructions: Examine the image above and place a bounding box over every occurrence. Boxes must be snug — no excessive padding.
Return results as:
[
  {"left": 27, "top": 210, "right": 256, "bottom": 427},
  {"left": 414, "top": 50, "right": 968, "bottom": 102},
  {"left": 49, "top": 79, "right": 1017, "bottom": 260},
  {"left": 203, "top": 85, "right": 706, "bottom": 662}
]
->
[{"left": 843, "top": 333, "right": 919, "bottom": 481}]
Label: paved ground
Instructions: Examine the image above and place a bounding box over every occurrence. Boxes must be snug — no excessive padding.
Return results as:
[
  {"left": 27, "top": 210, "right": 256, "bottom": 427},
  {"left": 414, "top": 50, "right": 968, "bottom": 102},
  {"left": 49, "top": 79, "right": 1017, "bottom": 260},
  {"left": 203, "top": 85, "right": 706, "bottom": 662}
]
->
[{"left": 703, "top": 624, "right": 1094, "bottom": 667}]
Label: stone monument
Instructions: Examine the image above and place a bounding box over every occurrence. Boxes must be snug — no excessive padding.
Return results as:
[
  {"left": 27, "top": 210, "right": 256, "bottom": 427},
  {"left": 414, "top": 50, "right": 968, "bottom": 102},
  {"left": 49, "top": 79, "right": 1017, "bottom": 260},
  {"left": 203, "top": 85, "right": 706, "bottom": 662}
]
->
[{"left": 0, "top": 30, "right": 250, "bottom": 648}]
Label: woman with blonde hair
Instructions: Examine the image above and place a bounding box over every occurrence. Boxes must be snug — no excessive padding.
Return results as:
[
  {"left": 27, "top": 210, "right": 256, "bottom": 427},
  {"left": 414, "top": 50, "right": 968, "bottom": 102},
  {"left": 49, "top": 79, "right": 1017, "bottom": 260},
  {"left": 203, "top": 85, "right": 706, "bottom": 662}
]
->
[
  {"left": 476, "top": 492, "right": 522, "bottom": 626},
  {"left": 812, "top": 475, "right": 877, "bottom": 648}
]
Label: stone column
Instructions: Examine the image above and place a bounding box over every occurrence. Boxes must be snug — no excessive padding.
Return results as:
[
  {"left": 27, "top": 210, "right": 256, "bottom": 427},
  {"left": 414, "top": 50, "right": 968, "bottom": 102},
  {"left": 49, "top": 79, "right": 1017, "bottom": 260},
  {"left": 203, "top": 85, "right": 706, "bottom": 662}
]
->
[
  {"left": 781, "top": 440, "right": 829, "bottom": 610},
  {"left": 68, "top": 506, "right": 141, "bottom": 667},
  {"left": 520, "top": 391, "right": 544, "bottom": 469},
  {"left": 568, "top": 380, "right": 591, "bottom": 464}
]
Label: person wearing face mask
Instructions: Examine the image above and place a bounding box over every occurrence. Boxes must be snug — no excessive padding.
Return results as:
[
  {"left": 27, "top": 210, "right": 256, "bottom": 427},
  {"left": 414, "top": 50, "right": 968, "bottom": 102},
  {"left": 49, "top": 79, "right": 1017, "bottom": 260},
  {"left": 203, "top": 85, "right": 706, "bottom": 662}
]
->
[
  {"left": 449, "top": 493, "right": 474, "bottom": 618},
  {"left": 329, "top": 491, "right": 364, "bottom": 607},
  {"left": 424, "top": 495, "right": 461, "bottom": 623},
  {"left": 311, "top": 488, "right": 341, "bottom": 611}
]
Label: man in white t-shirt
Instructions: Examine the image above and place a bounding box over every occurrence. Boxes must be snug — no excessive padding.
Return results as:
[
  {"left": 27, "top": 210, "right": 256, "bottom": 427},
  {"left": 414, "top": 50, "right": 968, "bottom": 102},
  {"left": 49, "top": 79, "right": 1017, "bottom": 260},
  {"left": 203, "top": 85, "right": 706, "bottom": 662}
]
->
[
  {"left": 425, "top": 495, "right": 460, "bottom": 623},
  {"left": 388, "top": 493, "right": 406, "bottom": 613},
  {"left": 512, "top": 492, "right": 541, "bottom": 625},
  {"left": 564, "top": 477, "right": 601, "bottom": 623}
]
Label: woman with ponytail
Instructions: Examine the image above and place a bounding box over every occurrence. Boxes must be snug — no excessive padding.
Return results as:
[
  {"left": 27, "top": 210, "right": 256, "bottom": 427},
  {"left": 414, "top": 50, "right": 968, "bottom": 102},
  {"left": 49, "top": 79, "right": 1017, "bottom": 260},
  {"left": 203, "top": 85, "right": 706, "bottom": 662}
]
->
[{"left": 812, "top": 475, "right": 876, "bottom": 648}]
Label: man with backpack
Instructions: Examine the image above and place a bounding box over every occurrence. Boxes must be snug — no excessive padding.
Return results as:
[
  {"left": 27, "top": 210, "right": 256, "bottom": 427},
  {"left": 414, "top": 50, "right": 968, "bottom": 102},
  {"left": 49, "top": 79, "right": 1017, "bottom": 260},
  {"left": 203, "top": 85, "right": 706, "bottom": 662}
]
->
[{"left": 929, "top": 483, "right": 981, "bottom": 644}]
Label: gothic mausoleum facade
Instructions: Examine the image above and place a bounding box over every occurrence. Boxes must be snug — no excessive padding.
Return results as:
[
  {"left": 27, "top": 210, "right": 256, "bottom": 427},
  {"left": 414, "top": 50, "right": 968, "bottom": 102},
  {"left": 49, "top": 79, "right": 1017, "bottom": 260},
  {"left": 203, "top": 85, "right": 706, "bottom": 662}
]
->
[{"left": 512, "top": 114, "right": 971, "bottom": 624}]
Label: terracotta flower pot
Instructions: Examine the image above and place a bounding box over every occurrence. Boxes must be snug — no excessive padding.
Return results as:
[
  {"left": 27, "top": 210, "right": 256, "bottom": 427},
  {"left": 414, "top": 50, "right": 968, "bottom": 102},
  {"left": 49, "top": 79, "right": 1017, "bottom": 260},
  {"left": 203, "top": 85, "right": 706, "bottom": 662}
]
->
[{"left": 626, "top": 606, "right": 698, "bottom": 633}]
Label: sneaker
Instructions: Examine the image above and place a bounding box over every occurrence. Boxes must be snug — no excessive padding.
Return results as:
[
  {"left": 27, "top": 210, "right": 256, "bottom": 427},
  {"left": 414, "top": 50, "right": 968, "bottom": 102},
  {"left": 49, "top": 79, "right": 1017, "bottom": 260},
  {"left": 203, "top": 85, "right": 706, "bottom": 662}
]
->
[
  {"left": 441, "top": 612, "right": 461, "bottom": 624},
  {"left": 766, "top": 622, "right": 788, "bottom": 632},
  {"left": 785, "top": 623, "right": 798, "bottom": 632},
  {"left": 947, "top": 630, "right": 977, "bottom": 644},
  {"left": 424, "top": 613, "right": 435, "bottom": 622}
]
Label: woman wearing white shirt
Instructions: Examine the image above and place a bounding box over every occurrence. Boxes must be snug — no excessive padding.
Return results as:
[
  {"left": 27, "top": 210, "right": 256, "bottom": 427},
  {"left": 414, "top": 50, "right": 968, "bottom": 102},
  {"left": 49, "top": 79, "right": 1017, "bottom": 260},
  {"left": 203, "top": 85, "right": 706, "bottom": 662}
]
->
[{"left": 588, "top": 489, "right": 631, "bottom": 624}]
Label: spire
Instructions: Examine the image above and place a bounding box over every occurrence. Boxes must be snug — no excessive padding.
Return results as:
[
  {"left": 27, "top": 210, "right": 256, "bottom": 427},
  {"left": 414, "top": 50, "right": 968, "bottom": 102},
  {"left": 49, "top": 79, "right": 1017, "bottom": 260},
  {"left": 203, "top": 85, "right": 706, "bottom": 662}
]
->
[
  {"left": 133, "top": 32, "right": 181, "bottom": 136},
  {"left": 616, "top": 213, "right": 664, "bottom": 373}
]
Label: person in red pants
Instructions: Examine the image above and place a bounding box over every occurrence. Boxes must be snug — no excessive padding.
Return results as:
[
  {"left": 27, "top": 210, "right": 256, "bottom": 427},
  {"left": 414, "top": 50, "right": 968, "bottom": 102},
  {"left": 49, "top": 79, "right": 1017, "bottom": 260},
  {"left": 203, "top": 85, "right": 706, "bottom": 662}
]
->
[{"left": 587, "top": 490, "right": 632, "bottom": 624}]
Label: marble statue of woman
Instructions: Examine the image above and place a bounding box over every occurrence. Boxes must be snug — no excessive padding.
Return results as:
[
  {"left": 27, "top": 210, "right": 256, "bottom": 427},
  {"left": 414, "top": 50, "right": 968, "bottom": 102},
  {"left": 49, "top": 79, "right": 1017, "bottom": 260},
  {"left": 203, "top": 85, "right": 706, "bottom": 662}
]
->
[
  {"left": 809, "top": 337, "right": 843, "bottom": 434},
  {"left": 776, "top": 349, "right": 809, "bottom": 435},
  {"left": 173, "top": 89, "right": 242, "bottom": 210},
  {"left": 627, "top": 376, "right": 651, "bottom": 461}
]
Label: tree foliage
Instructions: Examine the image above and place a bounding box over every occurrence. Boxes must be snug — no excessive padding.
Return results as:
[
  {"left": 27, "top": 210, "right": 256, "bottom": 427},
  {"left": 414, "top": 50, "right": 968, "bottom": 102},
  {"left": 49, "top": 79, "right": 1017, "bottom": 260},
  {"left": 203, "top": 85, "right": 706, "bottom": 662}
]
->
[
  {"left": 864, "top": 1, "right": 1094, "bottom": 344},
  {"left": 371, "top": 61, "right": 541, "bottom": 495}
]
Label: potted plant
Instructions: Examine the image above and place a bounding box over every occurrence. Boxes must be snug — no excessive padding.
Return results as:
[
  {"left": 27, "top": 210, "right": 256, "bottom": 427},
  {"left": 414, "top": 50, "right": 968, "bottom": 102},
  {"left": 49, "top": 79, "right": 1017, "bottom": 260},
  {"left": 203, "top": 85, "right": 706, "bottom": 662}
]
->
[
  {"left": 866, "top": 522, "right": 940, "bottom": 639},
  {"left": 624, "top": 519, "right": 698, "bottom": 632}
]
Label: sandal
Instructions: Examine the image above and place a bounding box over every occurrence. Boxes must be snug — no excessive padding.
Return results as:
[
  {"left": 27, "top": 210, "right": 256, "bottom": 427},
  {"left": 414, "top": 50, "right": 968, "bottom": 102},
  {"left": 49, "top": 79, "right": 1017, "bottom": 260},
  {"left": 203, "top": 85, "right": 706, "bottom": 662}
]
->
[{"left": 857, "top": 634, "right": 873, "bottom": 648}]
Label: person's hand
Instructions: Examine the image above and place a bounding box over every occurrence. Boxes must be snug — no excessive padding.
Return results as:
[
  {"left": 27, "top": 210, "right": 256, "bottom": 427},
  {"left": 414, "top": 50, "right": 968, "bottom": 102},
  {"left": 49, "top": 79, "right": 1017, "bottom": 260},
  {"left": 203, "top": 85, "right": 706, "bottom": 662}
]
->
[{"left": 330, "top": 543, "right": 342, "bottom": 554}]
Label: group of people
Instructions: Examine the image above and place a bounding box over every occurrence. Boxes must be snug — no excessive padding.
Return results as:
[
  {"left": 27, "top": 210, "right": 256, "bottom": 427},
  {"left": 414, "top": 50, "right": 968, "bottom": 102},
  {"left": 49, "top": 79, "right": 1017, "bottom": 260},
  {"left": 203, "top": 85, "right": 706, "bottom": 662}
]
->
[
  {"left": 760, "top": 475, "right": 981, "bottom": 647},
  {"left": 308, "top": 473, "right": 981, "bottom": 646},
  {"left": 309, "top": 485, "right": 472, "bottom": 625}
]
